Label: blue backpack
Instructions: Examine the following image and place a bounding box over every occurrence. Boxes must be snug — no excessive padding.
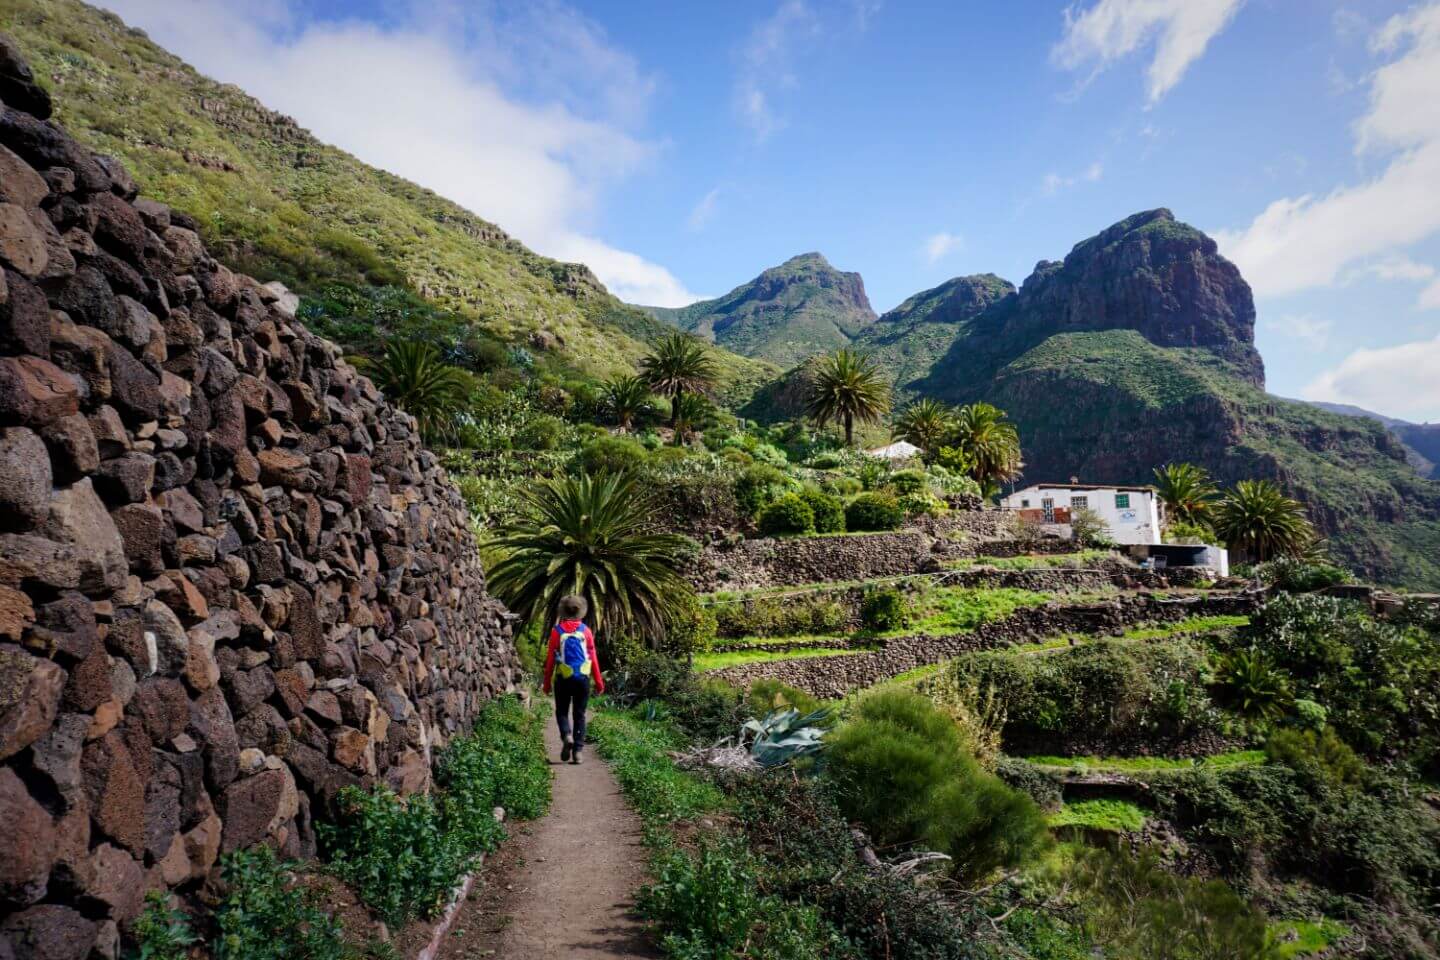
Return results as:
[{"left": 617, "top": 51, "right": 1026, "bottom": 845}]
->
[{"left": 554, "top": 623, "right": 592, "bottom": 681}]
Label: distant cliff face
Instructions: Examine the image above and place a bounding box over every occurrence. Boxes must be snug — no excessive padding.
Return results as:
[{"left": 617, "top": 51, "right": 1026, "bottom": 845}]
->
[{"left": 645, "top": 252, "right": 876, "bottom": 368}]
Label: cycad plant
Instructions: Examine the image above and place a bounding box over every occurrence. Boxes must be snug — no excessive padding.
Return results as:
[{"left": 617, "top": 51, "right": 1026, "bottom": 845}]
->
[
  {"left": 640, "top": 332, "right": 718, "bottom": 428},
  {"left": 806, "top": 348, "right": 891, "bottom": 446},
  {"left": 1213, "top": 479, "right": 1314, "bottom": 562},
  {"left": 893, "top": 398, "right": 954, "bottom": 458},
  {"left": 356, "top": 340, "right": 472, "bottom": 443},
  {"left": 485, "top": 472, "right": 695, "bottom": 644},
  {"left": 1153, "top": 462, "right": 1218, "bottom": 527},
  {"left": 948, "top": 402, "right": 1023, "bottom": 499},
  {"left": 604, "top": 374, "right": 652, "bottom": 431}
]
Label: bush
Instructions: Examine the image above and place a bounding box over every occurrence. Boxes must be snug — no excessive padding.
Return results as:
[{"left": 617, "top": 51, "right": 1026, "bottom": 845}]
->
[
  {"left": 822, "top": 474, "right": 862, "bottom": 497},
  {"left": 825, "top": 691, "right": 1046, "bottom": 882},
  {"left": 1254, "top": 556, "right": 1352, "bottom": 592},
  {"left": 860, "top": 587, "right": 911, "bottom": 632},
  {"left": 745, "top": 678, "right": 828, "bottom": 719},
  {"left": 799, "top": 487, "right": 845, "bottom": 533},
  {"left": 887, "top": 469, "right": 930, "bottom": 495},
  {"left": 660, "top": 589, "right": 718, "bottom": 658},
  {"left": 736, "top": 464, "right": 793, "bottom": 517},
  {"left": 994, "top": 757, "right": 1063, "bottom": 811},
  {"left": 213, "top": 847, "right": 348, "bottom": 960},
  {"left": 1265, "top": 727, "right": 1365, "bottom": 786},
  {"left": 132, "top": 891, "right": 197, "bottom": 960},
  {"left": 577, "top": 435, "right": 649, "bottom": 475},
  {"left": 759, "top": 494, "right": 816, "bottom": 536},
  {"left": 514, "top": 413, "right": 567, "bottom": 451},
  {"left": 845, "top": 492, "right": 904, "bottom": 531},
  {"left": 1068, "top": 507, "right": 1114, "bottom": 547},
  {"left": 714, "top": 594, "right": 848, "bottom": 639},
  {"left": 608, "top": 650, "right": 741, "bottom": 743},
  {"left": 897, "top": 492, "right": 944, "bottom": 517},
  {"left": 808, "top": 452, "right": 844, "bottom": 469}
]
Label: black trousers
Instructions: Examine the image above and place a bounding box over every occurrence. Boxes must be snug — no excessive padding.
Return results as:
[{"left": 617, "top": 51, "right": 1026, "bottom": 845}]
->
[{"left": 554, "top": 676, "right": 590, "bottom": 748}]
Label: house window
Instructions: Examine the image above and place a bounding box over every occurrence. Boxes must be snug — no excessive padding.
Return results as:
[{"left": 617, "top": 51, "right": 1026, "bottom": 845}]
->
[
  {"left": 1071, "top": 495, "right": 1088, "bottom": 510},
  {"left": 1115, "top": 493, "right": 1130, "bottom": 509},
  {"left": 1041, "top": 497, "right": 1055, "bottom": 521},
  {"left": 1020, "top": 499, "right": 1030, "bottom": 508}
]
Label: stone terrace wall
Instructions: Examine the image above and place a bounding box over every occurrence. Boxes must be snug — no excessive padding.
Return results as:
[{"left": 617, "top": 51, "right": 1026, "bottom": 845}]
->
[
  {"left": 707, "top": 592, "right": 1260, "bottom": 699},
  {"left": 0, "top": 40, "right": 519, "bottom": 957},
  {"left": 692, "top": 530, "right": 936, "bottom": 592}
]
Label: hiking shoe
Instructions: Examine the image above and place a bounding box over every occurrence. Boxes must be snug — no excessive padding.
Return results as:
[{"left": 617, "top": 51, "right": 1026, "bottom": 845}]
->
[
  {"left": 560, "top": 740, "right": 572, "bottom": 762},
  {"left": 571, "top": 748, "right": 583, "bottom": 765}
]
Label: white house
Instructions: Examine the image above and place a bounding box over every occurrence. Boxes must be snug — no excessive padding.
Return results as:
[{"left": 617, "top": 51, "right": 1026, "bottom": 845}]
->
[
  {"left": 1000, "top": 483, "right": 1162, "bottom": 545},
  {"left": 867, "top": 440, "right": 922, "bottom": 462}
]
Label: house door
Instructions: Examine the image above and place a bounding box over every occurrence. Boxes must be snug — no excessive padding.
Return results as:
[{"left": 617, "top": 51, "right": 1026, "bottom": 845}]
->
[{"left": 1041, "top": 497, "right": 1055, "bottom": 522}]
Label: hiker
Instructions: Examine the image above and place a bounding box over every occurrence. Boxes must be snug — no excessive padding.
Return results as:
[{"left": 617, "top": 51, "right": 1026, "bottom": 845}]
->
[{"left": 541, "top": 594, "right": 605, "bottom": 764}]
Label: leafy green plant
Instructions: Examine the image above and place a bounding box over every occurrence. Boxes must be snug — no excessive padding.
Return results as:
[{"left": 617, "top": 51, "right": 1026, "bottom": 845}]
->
[
  {"left": 887, "top": 469, "right": 930, "bottom": 495},
  {"left": 798, "top": 487, "right": 845, "bottom": 533},
  {"left": 892, "top": 398, "right": 955, "bottom": 457},
  {"left": 603, "top": 374, "right": 653, "bottom": 430},
  {"left": 1214, "top": 649, "right": 1293, "bottom": 723},
  {"left": 735, "top": 463, "right": 793, "bottom": 517},
  {"left": 355, "top": 340, "right": 472, "bottom": 444},
  {"left": 897, "top": 492, "right": 944, "bottom": 517},
  {"left": 741, "top": 708, "right": 830, "bottom": 767},
  {"left": 1253, "top": 557, "right": 1351, "bottom": 592},
  {"left": 577, "top": 435, "right": 649, "bottom": 475},
  {"left": 641, "top": 332, "right": 719, "bottom": 428},
  {"left": 947, "top": 402, "right": 1023, "bottom": 499},
  {"left": 845, "top": 492, "right": 904, "bottom": 531},
  {"left": 860, "top": 587, "right": 910, "bottom": 632},
  {"left": 745, "top": 678, "right": 828, "bottom": 718},
  {"left": 213, "top": 847, "right": 348, "bottom": 960},
  {"left": 759, "top": 494, "right": 816, "bottom": 536},
  {"left": 1213, "top": 480, "right": 1315, "bottom": 562},
  {"left": 1154, "top": 462, "right": 1219, "bottom": 527},
  {"left": 1264, "top": 727, "right": 1365, "bottom": 786},
  {"left": 1048, "top": 798, "right": 1146, "bottom": 833},
  {"left": 806, "top": 349, "right": 891, "bottom": 446},
  {"left": 131, "top": 891, "right": 197, "bottom": 960}
]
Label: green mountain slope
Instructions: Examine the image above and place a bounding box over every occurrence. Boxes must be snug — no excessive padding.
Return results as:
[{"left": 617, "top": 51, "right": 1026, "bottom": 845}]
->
[
  {"left": 0, "top": 0, "right": 772, "bottom": 390},
  {"left": 1302, "top": 401, "right": 1440, "bottom": 480},
  {"left": 642, "top": 252, "right": 876, "bottom": 368}
]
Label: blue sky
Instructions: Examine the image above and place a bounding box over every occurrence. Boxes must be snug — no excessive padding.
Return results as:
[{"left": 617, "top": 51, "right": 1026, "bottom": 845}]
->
[{"left": 103, "top": 1, "right": 1440, "bottom": 420}]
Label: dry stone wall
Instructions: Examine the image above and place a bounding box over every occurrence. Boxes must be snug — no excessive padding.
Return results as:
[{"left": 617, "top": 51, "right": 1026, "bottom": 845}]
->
[
  {"left": 692, "top": 530, "right": 936, "bottom": 592},
  {"left": 0, "top": 39, "right": 519, "bottom": 957}
]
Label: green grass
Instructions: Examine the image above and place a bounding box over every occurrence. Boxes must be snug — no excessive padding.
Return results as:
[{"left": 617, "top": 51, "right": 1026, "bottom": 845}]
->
[
  {"left": 693, "top": 647, "right": 867, "bottom": 672},
  {"left": 587, "top": 710, "right": 727, "bottom": 824},
  {"left": 910, "top": 586, "right": 1053, "bottom": 634},
  {"left": 1021, "top": 750, "right": 1265, "bottom": 773},
  {"left": 1267, "top": 919, "right": 1351, "bottom": 958},
  {"left": 1048, "top": 799, "right": 1146, "bottom": 833},
  {"left": 1119, "top": 615, "right": 1251, "bottom": 641},
  {"left": 956, "top": 550, "right": 1115, "bottom": 571}
]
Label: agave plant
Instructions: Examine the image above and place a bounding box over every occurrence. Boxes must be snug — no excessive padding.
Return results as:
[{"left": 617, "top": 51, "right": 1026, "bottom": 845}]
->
[
  {"left": 806, "top": 348, "right": 891, "bottom": 446},
  {"left": 1213, "top": 479, "right": 1314, "bottom": 562},
  {"left": 640, "top": 331, "right": 718, "bottom": 427},
  {"left": 740, "top": 708, "right": 830, "bottom": 767},
  {"left": 485, "top": 471, "right": 696, "bottom": 643},
  {"left": 355, "top": 340, "right": 472, "bottom": 443}
]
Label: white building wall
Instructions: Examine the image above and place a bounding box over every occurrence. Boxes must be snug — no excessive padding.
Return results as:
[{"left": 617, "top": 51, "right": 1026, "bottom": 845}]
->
[{"left": 1001, "top": 485, "right": 1161, "bottom": 545}]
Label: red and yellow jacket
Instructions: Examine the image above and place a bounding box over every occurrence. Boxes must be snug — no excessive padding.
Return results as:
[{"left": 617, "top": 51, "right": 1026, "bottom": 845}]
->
[{"left": 542, "top": 620, "right": 604, "bottom": 695}]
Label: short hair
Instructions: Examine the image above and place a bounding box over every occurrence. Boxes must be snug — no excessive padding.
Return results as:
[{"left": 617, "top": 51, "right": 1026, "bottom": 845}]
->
[{"left": 557, "top": 595, "right": 588, "bottom": 620}]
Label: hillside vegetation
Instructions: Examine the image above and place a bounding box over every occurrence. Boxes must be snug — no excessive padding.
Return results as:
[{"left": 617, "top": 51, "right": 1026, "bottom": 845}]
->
[{"left": 0, "top": 0, "right": 772, "bottom": 390}]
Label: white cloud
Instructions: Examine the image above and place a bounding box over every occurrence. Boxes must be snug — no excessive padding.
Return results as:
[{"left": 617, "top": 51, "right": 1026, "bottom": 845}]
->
[
  {"left": 1359, "top": 255, "right": 1435, "bottom": 282},
  {"left": 1216, "top": 5, "right": 1440, "bottom": 299},
  {"left": 548, "top": 233, "right": 700, "bottom": 307},
  {"left": 97, "top": 0, "right": 703, "bottom": 305},
  {"left": 1304, "top": 334, "right": 1440, "bottom": 419},
  {"left": 1421, "top": 278, "right": 1440, "bottom": 310},
  {"left": 1040, "top": 161, "right": 1104, "bottom": 196},
  {"left": 923, "top": 231, "right": 963, "bottom": 264},
  {"left": 735, "top": 0, "right": 818, "bottom": 140},
  {"left": 1263, "top": 313, "right": 1334, "bottom": 351},
  {"left": 1053, "top": 0, "right": 1245, "bottom": 104},
  {"left": 687, "top": 187, "right": 721, "bottom": 232}
]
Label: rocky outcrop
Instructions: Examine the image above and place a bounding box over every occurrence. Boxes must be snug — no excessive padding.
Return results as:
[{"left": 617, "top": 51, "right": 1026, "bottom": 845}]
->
[{"left": 0, "top": 39, "right": 519, "bottom": 955}]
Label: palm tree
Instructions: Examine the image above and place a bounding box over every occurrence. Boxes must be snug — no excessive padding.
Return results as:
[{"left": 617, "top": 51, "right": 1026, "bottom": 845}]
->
[
  {"left": 640, "top": 332, "right": 718, "bottom": 428},
  {"left": 604, "top": 374, "right": 651, "bottom": 431},
  {"left": 485, "top": 472, "right": 695, "bottom": 644},
  {"left": 893, "top": 398, "right": 954, "bottom": 458},
  {"left": 806, "top": 348, "right": 891, "bottom": 446},
  {"left": 1212, "top": 479, "right": 1314, "bottom": 562},
  {"left": 949, "top": 402, "right": 1023, "bottom": 499},
  {"left": 1153, "top": 463, "right": 1218, "bottom": 527},
  {"left": 356, "top": 340, "right": 471, "bottom": 443},
  {"left": 670, "top": 392, "right": 709, "bottom": 445}
]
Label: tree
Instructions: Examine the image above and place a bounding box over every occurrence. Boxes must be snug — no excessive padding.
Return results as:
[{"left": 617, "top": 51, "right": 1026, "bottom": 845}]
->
[
  {"left": 356, "top": 340, "right": 471, "bottom": 444},
  {"left": 893, "top": 398, "right": 954, "bottom": 458},
  {"left": 640, "top": 332, "right": 718, "bottom": 428},
  {"left": 805, "top": 348, "right": 891, "bottom": 446},
  {"left": 948, "top": 402, "right": 1023, "bottom": 499},
  {"left": 1153, "top": 462, "right": 1218, "bottom": 528},
  {"left": 670, "top": 392, "right": 709, "bottom": 445},
  {"left": 1213, "top": 479, "right": 1314, "bottom": 562},
  {"left": 485, "top": 472, "right": 696, "bottom": 645},
  {"left": 603, "top": 374, "right": 651, "bottom": 431}
]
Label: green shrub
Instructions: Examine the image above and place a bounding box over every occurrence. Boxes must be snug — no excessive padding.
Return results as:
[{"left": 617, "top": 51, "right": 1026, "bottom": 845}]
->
[
  {"left": 660, "top": 590, "right": 718, "bottom": 658},
  {"left": 759, "top": 494, "right": 816, "bottom": 536},
  {"left": 132, "top": 891, "right": 197, "bottom": 960},
  {"left": 887, "top": 469, "right": 930, "bottom": 495},
  {"left": 1265, "top": 727, "right": 1365, "bottom": 786},
  {"left": 860, "top": 588, "right": 910, "bottom": 632},
  {"left": 514, "top": 413, "right": 567, "bottom": 451},
  {"left": 897, "top": 492, "right": 944, "bottom": 517},
  {"left": 799, "top": 487, "right": 845, "bottom": 533},
  {"left": 808, "top": 452, "right": 844, "bottom": 469},
  {"left": 736, "top": 464, "right": 792, "bottom": 517},
  {"left": 822, "top": 475, "right": 863, "bottom": 497},
  {"left": 745, "top": 678, "right": 828, "bottom": 719},
  {"left": 608, "top": 650, "right": 741, "bottom": 742},
  {"left": 994, "top": 757, "right": 1064, "bottom": 812},
  {"left": 1292, "top": 698, "right": 1328, "bottom": 730},
  {"left": 1214, "top": 649, "right": 1293, "bottom": 724},
  {"left": 213, "top": 847, "right": 348, "bottom": 960},
  {"left": 577, "top": 435, "right": 649, "bottom": 475},
  {"left": 845, "top": 493, "right": 904, "bottom": 531},
  {"left": 1255, "top": 556, "right": 1352, "bottom": 592},
  {"left": 713, "top": 594, "right": 848, "bottom": 639},
  {"left": 825, "top": 691, "right": 1046, "bottom": 882}
]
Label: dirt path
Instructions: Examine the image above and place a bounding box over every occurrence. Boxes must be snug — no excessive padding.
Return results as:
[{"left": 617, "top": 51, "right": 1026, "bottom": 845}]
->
[{"left": 440, "top": 717, "right": 659, "bottom": 960}]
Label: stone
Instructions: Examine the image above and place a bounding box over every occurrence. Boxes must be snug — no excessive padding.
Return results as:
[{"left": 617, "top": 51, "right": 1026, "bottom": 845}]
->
[
  {"left": 40, "top": 413, "right": 99, "bottom": 482},
  {"left": 83, "top": 844, "right": 142, "bottom": 924},
  {"left": 0, "top": 268, "right": 50, "bottom": 356},
  {"left": 0, "top": 905, "right": 98, "bottom": 960},
  {"left": 39, "top": 479, "right": 128, "bottom": 593},
  {"left": 109, "top": 503, "right": 164, "bottom": 575},
  {"left": 88, "top": 192, "right": 148, "bottom": 264},
  {"left": 104, "top": 341, "right": 160, "bottom": 422},
  {"left": 47, "top": 265, "right": 116, "bottom": 332},
  {"left": 258, "top": 447, "right": 310, "bottom": 488},
  {"left": 127, "top": 677, "right": 189, "bottom": 745},
  {"left": 0, "top": 646, "right": 64, "bottom": 760},
  {"left": 132, "top": 198, "right": 171, "bottom": 231},
  {"left": 29, "top": 592, "right": 97, "bottom": 664},
  {"left": 31, "top": 713, "right": 89, "bottom": 809},
  {"left": 218, "top": 767, "right": 285, "bottom": 851},
  {"left": 304, "top": 690, "right": 342, "bottom": 726},
  {"left": 81, "top": 730, "right": 145, "bottom": 856},
  {"left": 0, "top": 584, "right": 34, "bottom": 640},
  {"left": 0, "top": 201, "right": 46, "bottom": 276},
  {"left": 93, "top": 452, "right": 154, "bottom": 504},
  {"left": 88, "top": 405, "right": 129, "bottom": 458},
  {"left": 0, "top": 426, "right": 50, "bottom": 530},
  {"left": 0, "top": 355, "right": 79, "bottom": 427},
  {"left": 187, "top": 685, "right": 239, "bottom": 790},
  {"left": 61, "top": 641, "right": 111, "bottom": 712},
  {"left": 332, "top": 726, "right": 375, "bottom": 775},
  {"left": 0, "top": 108, "right": 109, "bottom": 194},
  {"left": 182, "top": 615, "right": 224, "bottom": 692},
  {"left": 0, "top": 144, "right": 47, "bottom": 207},
  {"left": 182, "top": 808, "right": 222, "bottom": 880},
  {"left": 0, "top": 34, "right": 54, "bottom": 119},
  {"left": 0, "top": 766, "right": 56, "bottom": 907}
]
